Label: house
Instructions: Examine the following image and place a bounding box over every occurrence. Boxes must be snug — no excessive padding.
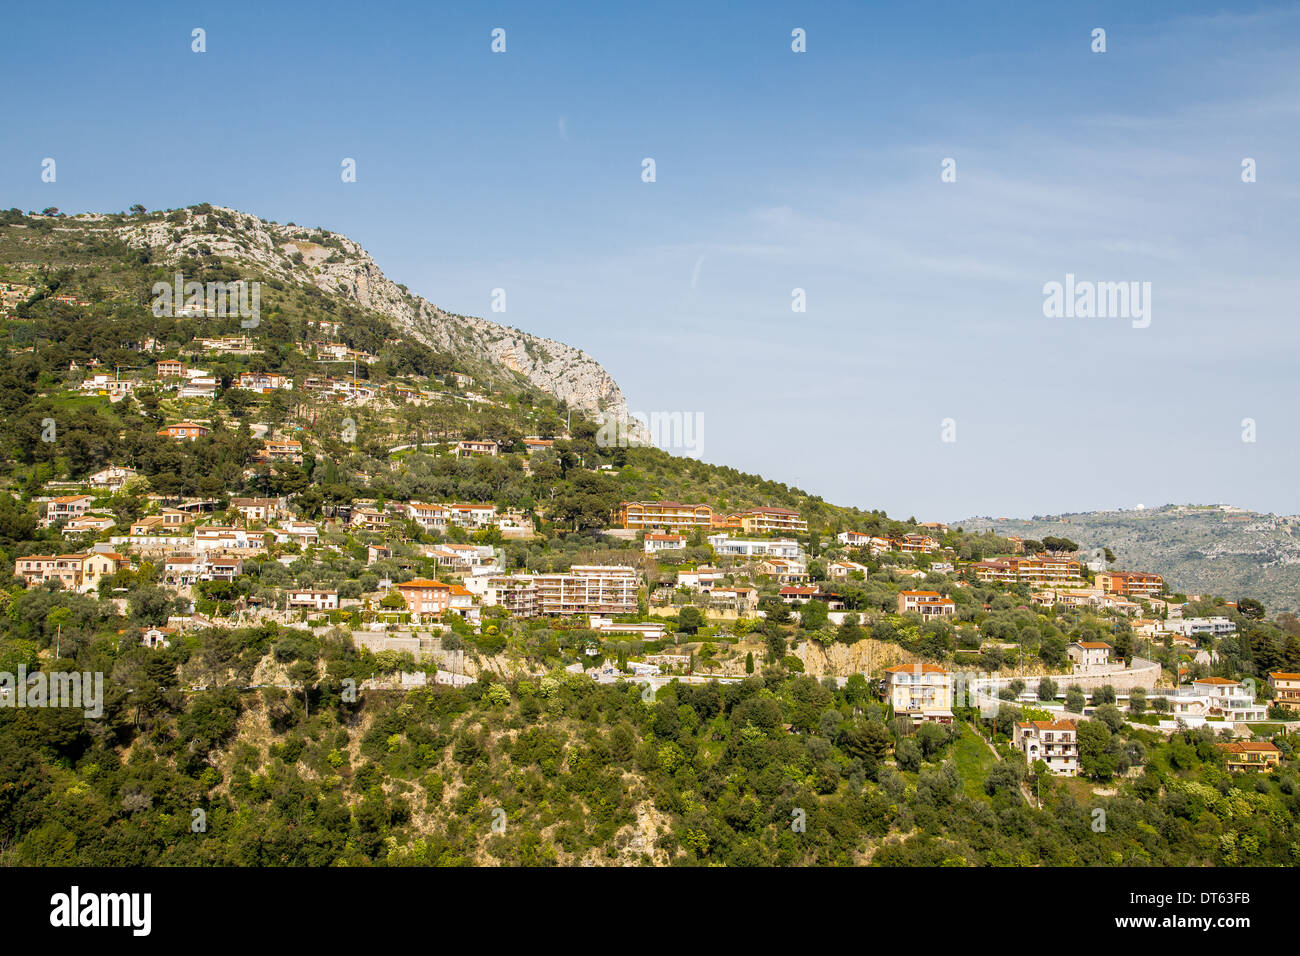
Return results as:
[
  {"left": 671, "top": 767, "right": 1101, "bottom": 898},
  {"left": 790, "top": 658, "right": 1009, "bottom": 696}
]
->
[
  {"left": 155, "top": 360, "right": 187, "bottom": 378},
  {"left": 163, "top": 555, "right": 202, "bottom": 585},
  {"left": 229, "top": 497, "right": 284, "bottom": 523},
  {"left": 454, "top": 439, "right": 499, "bottom": 458},
  {"left": 531, "top": 565, "right": 639, "bottom": 616},
  {"left": 826, "top": 560, "right": 869, "bottom": 580},
  {"left": 14, "top": 550, "right": 127, "bottom": 593},
  {"left": 446, "top": 503, "right": 497, "bottom": 528},
  {"left": 421, "top": 543, "right": 499, "bottom": 572},
  {"left": 882, "top": 663, "right": 954, "bottom": 724},
  {"left": 177, "top": 375, "right": 218, "bottom": 399},
  {"left": 393, "top": 579, "right": 479, "bottom": 621},
  {"left": 1067, "top": 641, "right": 1112, "bottom": 674},
  {"left": 202, "top": 555, "right": 244, "bottom": 581},
  {"left": 79, "top": 373, "right": 136, "bottom": 400},
  {"left": 676, "top": 567, "right": 725, "bottom": 590},
  {"left": 779, "top": 585, "right": 820, "bottom": 605},
  {"left": 836, "top": 531, "right": 892, "bottom": 554},
  {"left": 895, "top": 533, "right": 940, "bottom": 554},
  {"left": 43, "top": 494, "right": 94, "bottom": 526},
  {"left": 350, "top": 508, "right": 389, "bottom": 532},
  {"left": 756, "top": 558, "right": 809, "bottom": 585},
  {"left": 1096, "top": 570, "right": 1164, "bottom": 598},
  {"left": 273, "top": 521, "right": 319, "bottom": 546},
  {"left": 62, "top": 515, "right": 116, "bottom": 537},
  {"left": 157, "top": 421, "right": 210, "bottom": 441},
  {"left": 1268, "top": 671, "right": 1300, "bottom": 709},
  {"left": 286, "top": 589, "right": 339, "bottom": 612},
  {"left": 896, "top": 590, "right": 955, "bottom": 619},
  {"left": 1013, "top": 720, "right": 1080, "bottom": 776},
  {"left": 367, "top": 545, "right": 393, "bottom": 565},
  {"left": 523, "top": 438, "right": 554, "bottom": 454},
  {"left": 618, "top": 501, "right": 713, "bottom": 531},
  {"left": 644, "top": 533, "right": 687, "bottom": 554},
  {"left": 1164, "top": 617, "right": 1236, "bottom": 639},
  {"left": 708, "top": 586, "right": 759, "bottom": 613},
  {"left": 87, "top": 465, "right": 137, "bottom": 492},
  {"left": 588, "top": 615, "right": 667, "bottom": 640},
  {"left": 255, "top": 439, "right": 303, "bottom": 464},
  {"left": 1217, "top": 741, "right": 1282, "bottom": 772},
  {"left": 1190, "top": 677, "right": 1268, "bottom": 722},
  {"left": 406, "top": 502, "right": 449, "bottom": 531},
  {"left": 140, "top": 625, "right": 176, "bottom": 650},
  {"left": 235, "top": 371, "right": 292, "bottom": 393}
]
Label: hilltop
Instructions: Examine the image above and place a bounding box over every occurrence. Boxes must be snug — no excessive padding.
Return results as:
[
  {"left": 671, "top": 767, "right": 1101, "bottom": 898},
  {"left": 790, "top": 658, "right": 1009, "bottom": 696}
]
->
[{"left": 957, "top": 505, "right": 1300, "bottom": 613}]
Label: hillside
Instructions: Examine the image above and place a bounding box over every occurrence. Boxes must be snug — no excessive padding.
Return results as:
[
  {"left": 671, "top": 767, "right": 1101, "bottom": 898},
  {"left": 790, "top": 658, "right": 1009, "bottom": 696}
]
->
[
  {"left": 0, "top": 204, "right": 633, "bottom": 422},
  {"left": 957, "top": 505, "right": 1300, "bottom": 612}
]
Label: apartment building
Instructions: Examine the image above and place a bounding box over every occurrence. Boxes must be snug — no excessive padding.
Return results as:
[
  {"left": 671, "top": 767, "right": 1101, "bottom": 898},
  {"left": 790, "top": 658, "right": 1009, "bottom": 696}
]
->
[
  {"left": 1096, "top": 570, "right": 1164, "bottom": 598},
  {"left": 896, "top": 590, "right": 956, "bottom": 619},
  {"left": 618, "top": 500, "right": 714, "bottom": 531},
  {"left": 406, "top": 502, "right": 449, "bottom": 531},
  {"left": 1268, "top": 671, "right": 1300, "bottom": 708},
  {"left": 974, "top": 555, "right": 1083, "bottom": 586},
  {"left": 676, "top": 566, "right": 725, "bottom": 590},
  {"left": 1013, "top": 720, "right": 1080, "bottom": 776},
  {"left": 707, "top": 534, "right": 803, "bottom": 559},
  {"left": 733, "top": 507, "right": 808, "bottom": 535},
  {"left": 1217, "top": 741, "right": 1282, "bottom": 772},
  {"left": 882, "top": 663, "right": 954, "bottom": 724},
  {"left": 155, "top": 360, "right": 187, "bottom": 378},
  {"left": 465, "top": 574, "right": 539, "bottom": 617},
  {"left": 532, "top": 565, "right": 639, "bottom": 616}
]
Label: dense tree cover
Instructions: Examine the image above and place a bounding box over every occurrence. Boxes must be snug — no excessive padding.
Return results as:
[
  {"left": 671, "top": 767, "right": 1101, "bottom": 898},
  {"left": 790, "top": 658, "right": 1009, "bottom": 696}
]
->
[{"left": 4, "top": 593, "right": 1298, "bottom": 867}]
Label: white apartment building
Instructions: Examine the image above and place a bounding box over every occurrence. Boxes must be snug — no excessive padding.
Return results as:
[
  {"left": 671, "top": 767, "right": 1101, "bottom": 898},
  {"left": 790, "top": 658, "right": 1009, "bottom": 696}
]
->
[{"left": 707, "top": 534, "right": 803, "bottom": 559}]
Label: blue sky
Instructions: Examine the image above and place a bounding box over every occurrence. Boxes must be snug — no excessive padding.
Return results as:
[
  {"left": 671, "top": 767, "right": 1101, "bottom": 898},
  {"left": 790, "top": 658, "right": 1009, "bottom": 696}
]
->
[{"left": 3, "top": 1, "right": 1298, "bottom": 521}]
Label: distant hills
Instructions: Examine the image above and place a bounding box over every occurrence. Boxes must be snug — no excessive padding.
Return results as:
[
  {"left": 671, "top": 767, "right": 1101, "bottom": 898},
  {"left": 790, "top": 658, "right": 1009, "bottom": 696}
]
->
[{"left": 956, "top": 504, "right": 1300, "bottom": 613}]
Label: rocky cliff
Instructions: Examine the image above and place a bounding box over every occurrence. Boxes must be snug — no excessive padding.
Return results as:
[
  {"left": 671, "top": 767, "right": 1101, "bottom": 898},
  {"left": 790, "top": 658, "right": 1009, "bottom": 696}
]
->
[{"left": 110, "top": 205, "right": 633, "bottom": 420}]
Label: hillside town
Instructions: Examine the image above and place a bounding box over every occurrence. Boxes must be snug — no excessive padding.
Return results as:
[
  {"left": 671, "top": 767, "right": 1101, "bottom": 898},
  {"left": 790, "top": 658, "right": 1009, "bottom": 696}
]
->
[{"left": 3, "top": 204, "right": 1298, "bottom": 872}]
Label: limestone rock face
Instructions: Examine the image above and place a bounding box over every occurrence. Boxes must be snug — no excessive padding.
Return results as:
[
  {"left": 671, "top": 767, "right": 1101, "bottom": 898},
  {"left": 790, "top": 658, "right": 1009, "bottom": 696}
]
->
[{"left": 116, "top": 206, "right": 634, "bottom": 420}]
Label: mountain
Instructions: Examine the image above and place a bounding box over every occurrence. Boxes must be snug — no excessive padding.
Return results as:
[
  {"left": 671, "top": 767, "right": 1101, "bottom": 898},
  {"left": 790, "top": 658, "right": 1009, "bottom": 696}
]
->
[
  {"left": 4, "top": 204, "right": 635, "bottom": 423},
  {"left": 956, "top": 504, "right": 1300, "bottom": 612}
]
